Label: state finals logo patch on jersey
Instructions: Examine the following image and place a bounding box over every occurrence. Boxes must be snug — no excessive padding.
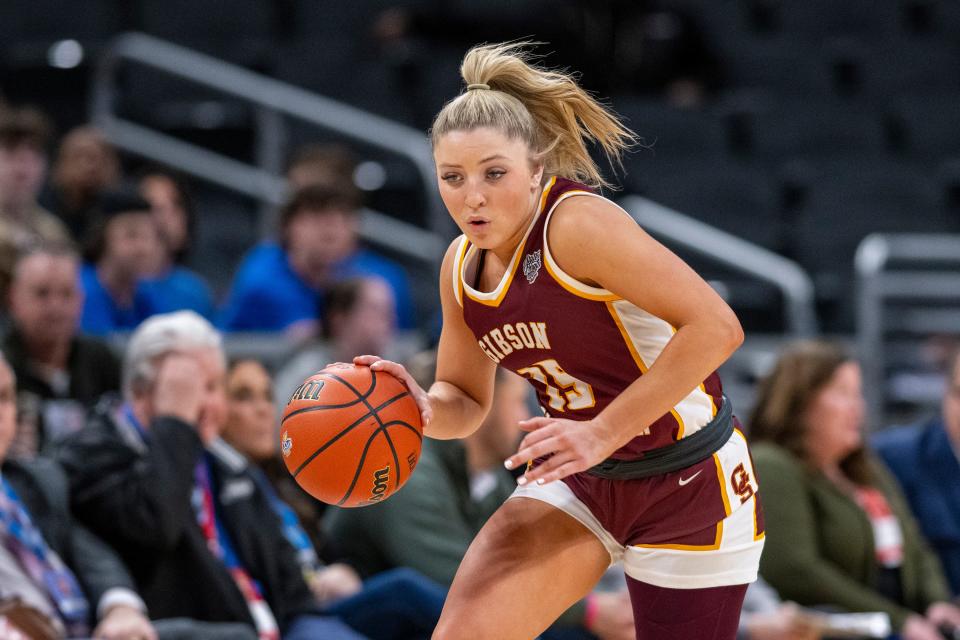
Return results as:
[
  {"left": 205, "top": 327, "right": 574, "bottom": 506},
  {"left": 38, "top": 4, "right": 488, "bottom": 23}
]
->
[{"left": 523, "top": 250, "right": 542, "bottom": 284}]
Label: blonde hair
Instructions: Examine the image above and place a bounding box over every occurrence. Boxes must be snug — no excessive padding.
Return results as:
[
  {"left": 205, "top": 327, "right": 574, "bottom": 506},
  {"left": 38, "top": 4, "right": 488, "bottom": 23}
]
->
[{"left": 430, "top": 42, "right": 636, "bottom": 190}]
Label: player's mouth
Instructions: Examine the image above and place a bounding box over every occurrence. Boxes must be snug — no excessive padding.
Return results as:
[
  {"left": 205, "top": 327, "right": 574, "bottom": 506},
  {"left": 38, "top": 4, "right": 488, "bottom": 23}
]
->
[{"left": 467, "top": 215, "right": 490, "bottom": 230}]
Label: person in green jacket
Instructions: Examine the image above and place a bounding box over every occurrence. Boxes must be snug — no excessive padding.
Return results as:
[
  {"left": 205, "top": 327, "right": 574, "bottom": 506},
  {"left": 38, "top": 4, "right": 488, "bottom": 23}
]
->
[{"left": 748, "top": 340, "right": 960, "bottom": 640}]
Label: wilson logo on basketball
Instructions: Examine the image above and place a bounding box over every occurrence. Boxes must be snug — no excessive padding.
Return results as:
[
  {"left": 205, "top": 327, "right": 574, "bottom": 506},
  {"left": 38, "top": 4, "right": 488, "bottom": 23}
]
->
[
  {"left": 281, "top": 431, "right": 293, "bottom": 458},
  {"left": 368, "top": 466, "right": 390, "bottom": 503},
  {"left": 288, "top": 379, "right": 325, "bottom": 404}
]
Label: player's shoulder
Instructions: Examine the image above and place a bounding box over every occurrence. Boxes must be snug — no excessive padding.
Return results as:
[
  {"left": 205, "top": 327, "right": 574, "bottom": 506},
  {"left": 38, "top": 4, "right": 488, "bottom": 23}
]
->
[
  {"left": 440, "top": 235, "right": 468, "bottom": 273},
  {"left": 548, "top": 190, "right": 635, "bottom": 250}
]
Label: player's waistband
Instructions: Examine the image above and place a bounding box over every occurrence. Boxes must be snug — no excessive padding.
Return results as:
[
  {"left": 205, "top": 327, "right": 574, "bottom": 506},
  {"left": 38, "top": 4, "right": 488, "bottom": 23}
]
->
[{"left": 586, "top": 396, "right": 734, "bottom": 480}]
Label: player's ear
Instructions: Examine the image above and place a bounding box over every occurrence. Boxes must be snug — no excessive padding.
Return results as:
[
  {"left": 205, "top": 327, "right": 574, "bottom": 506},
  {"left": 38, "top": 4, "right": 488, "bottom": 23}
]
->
[{"left": 529, "top": 158, "right": 545, "bottom": 190}]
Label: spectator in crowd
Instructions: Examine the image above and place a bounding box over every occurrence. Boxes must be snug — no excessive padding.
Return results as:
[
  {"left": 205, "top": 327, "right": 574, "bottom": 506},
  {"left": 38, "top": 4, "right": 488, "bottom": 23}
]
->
[
  {"left": 219, "top": 184, "right": 413, "bottom": 335},
  {"left": 0, "top": 107, "right": 71, "bottom": 300},
  {"left": 221, "top": 358, "right": 445, "bottom": 640},
  {"left": 79, "top": 190, "right": 161, "bottom": 335},
  {"left": 55, "top": 311, "right": 368, "bottom": 640},
  {"left": 273, "top": 277, "right": 401, "bottom": 403},
  {"left": 874, "top": 348, "right": 960, "bottom": 596},
  {"left": 748, "top": 340, "right": 960, "bottom": 640},
  {"left": 137, "top": 169, "right": 215, "bottom": 319},
  {"left": 0, "top": 352, "right": 158, "bottom": 640},
  {"left": 3, "top": 245, "right": 120, "bottom": 455},
  {"left": 41, "top": 126, "right": 120, "bottom": 239},
  {"left": 326, "top": 358, "right": 635, "bottom": 640}
]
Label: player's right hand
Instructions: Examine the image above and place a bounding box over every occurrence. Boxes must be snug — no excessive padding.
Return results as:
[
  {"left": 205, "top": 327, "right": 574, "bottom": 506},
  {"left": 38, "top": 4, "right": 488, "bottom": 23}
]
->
[{"left": 352, "top": 355, "right": 433, "bottom": 427}]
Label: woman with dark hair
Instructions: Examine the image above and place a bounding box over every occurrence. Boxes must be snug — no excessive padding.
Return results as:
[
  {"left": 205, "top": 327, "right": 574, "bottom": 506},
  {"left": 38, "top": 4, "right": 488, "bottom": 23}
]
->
[
  {"left": 137, "top": 169, "right": 214, "bottom": 319},
  {"left": 749, "top": 340, "right": 960, "bottom": 640},
  {"left": 221, "top": 358, "right": 445, "bottom": 640}
]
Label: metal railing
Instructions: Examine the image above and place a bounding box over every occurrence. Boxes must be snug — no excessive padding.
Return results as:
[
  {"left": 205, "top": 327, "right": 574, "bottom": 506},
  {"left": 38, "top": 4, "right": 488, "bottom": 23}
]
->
[
  {"left": 619, "top": 196, "right": 819, "bottom": 337},
  {"left": 89, "top": 32, "right": 449, "bottom": 264},
  {"left": 89, "top": 32, "right": 819, "bottom": 342},
  {"left": 856, "top": 233, "right": 960, "bottom": 427}
]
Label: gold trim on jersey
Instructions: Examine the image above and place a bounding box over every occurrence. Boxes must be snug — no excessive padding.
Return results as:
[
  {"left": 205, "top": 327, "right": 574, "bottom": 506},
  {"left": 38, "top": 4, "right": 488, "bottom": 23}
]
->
[
  {"left": 632, "top": 522, "right": 724, "bottom": 552},
  {"left": 541, "top": 190, "right": 622, "bottom": 301},
  {"left": 461, "top": 177, "right": 558, "bottom": 308},
  {"left": 451, "top": 235, "right": 470, "bottom": 308}
]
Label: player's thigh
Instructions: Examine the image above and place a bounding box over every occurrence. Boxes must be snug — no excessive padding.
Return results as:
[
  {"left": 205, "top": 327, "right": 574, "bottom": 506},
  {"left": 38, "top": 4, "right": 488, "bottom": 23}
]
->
[{"left": 433, "top": 496, "right": 611, "bottom": 640}]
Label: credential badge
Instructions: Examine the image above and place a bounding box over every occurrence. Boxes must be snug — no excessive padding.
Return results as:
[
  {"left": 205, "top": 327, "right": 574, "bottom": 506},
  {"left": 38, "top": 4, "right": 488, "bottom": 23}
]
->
[{"left": 523, "top": 249, "right": 542, "bottom": 284}]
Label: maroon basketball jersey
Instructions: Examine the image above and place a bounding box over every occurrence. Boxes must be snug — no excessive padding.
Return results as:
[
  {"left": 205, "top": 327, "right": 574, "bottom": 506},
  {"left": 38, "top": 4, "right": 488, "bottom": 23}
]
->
[{"left": 455, "top": 176, "right": 724, "bottom": 459}]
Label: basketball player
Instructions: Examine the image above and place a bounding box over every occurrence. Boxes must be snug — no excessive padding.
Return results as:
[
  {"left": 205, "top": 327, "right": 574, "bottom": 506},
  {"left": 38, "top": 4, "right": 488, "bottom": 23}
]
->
[{"left": 354, "top": 42, "right": 764, "bottom": 640}]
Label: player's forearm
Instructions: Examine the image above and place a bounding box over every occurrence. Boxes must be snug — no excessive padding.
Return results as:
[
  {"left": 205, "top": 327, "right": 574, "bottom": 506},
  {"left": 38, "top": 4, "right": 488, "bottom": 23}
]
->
[
  {"left": 424, "top": 380, "right": 489, "bottom": 440},
  {"left": 595, "top": 317, "right": 742, "bottom": 447}
]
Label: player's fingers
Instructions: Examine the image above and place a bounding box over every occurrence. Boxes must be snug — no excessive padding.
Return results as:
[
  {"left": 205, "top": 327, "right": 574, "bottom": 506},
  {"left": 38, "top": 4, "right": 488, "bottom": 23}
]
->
[
  {"left": 508, "top": 435, "right": 567, "bottom": 471},
  {"left": 410, "top": 390, "right": 433, "bottom": 426},
  {"left": 352, "top": 354, "right": 382, "bottom": 366},
  {"left": 520, "top": 456, "right": 582, "bottom": 486},
  {"left": 504, "top": 425, "right": 559, "bottom": 469},
  {"left": 517, "top": 416, "right": 553, "bottom": 432},
  {"left": 365, "top": 360, "right": 432, "bottom": 425}
]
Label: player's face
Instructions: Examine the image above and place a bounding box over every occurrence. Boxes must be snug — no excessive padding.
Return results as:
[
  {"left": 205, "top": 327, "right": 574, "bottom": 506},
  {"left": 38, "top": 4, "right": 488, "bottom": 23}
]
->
[
  {"left": 803, "top": 361, "right": 865, "bottom": 466},
  {"left": 434, "top": 127, "right": 544, "bottom": 257}
]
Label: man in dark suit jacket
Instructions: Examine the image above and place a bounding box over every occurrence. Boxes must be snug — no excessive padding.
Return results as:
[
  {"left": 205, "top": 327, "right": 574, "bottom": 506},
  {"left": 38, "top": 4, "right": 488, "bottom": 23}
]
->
[
  {"left": 0, "top": 353, "right": 157, "bottom": 640},
  {"left": 56, "top": 311, "right": 366, "bottom": 640},
  {"left": 874, "top": 350, "right": 960, "bottom": 596}
]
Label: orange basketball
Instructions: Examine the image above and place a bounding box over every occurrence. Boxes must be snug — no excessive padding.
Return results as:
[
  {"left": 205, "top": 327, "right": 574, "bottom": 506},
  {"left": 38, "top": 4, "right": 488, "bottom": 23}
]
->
[{"left": 280, "top": 364, "right": 423, "bottom": 508}]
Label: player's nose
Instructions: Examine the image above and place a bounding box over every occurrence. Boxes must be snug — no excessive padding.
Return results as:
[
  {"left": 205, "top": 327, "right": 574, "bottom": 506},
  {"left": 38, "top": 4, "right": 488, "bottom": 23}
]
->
[{"left": 464, "top": 183, "right": 486, "bottom": 210}]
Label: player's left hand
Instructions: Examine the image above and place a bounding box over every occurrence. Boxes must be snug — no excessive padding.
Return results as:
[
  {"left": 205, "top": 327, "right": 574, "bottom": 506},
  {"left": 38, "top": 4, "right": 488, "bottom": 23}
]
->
[{"left": 505, "top": 416, "right": 621, "bottom": 485}]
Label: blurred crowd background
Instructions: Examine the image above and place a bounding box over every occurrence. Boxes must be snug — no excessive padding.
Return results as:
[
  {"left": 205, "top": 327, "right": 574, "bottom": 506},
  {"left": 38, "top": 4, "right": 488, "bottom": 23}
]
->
[{"left": 0, "top": 1, "right": 959, "bottom": 639}]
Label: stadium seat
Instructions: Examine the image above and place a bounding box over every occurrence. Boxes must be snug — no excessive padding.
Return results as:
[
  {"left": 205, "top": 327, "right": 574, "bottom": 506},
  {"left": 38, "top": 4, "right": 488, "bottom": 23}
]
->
[
  {"left": 785, "top": 158, "right": 954, "bottom": 328},
  {"left": 887, "top": 94, "right": 960, "bottom": 159},
  {"left": 631, "top": 161, "right": 785, "bottom": 251},
  {"left": 828, "top": 38, "right": 960, "bottom": 97},
  {"left": 721, "top": 92, "right": 889, "bottom": 160},
  {"left": 0, "top": 0, "right": 121, "bottom": 66},
  {"left": 134, "top": 0, "right": 278, "bottom": 67},
  {"left": 722, "top": 37, "right": 835, "bottom": 95},
  {"left": 615, "top": 98, "right": 730, "bottom": 165},
  {"left": 754, "top": 0, "right": 901, "bottom": 38}
]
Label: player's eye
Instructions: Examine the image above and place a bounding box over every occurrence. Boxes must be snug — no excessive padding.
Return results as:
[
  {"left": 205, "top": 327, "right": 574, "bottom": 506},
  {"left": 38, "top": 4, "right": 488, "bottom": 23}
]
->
[
  {"left": 487, "top": 169, "right": 506, "bottom": 180},
  {"left": 441, "top": 173, "right": 462, "bottom": 183}
]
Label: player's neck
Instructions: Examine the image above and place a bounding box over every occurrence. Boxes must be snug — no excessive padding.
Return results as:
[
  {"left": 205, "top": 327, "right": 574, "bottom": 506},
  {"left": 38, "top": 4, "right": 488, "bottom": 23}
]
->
[{"left": 489, "top": 197, "right": 539, "bottom": 266}]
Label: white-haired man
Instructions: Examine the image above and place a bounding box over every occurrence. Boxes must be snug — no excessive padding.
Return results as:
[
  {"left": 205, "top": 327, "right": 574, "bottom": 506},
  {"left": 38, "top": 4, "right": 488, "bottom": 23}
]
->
[{"left": 56, "top": 311, "right": 367, "bottom": 640}]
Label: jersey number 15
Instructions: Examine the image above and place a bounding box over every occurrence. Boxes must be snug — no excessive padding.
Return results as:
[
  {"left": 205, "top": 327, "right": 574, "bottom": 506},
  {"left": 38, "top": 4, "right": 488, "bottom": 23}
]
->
[{"left": 517, "top": 358, "right": 596, "bottom": 412}]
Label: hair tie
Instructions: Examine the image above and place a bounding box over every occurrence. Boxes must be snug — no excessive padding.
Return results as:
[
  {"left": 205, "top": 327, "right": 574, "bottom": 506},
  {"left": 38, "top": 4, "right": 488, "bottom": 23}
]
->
[{"left": 466, "top": 83, "right": 491, "bottom": 91}]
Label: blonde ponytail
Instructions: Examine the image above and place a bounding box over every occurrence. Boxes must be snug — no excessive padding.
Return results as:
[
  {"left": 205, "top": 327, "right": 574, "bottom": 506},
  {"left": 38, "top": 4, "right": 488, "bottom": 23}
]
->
[{"left": 430, "top": 42, "right": 636, "bottom": 190}]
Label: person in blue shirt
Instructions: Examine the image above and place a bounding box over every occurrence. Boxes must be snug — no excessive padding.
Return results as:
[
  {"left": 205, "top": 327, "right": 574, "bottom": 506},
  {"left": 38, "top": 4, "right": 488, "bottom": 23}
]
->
[
  {"left": 137, "top": 170, "right": 215, "bottom": 319},
  {"left": 78, "top": 191, "right": 161, "bottom": 335},
  {"left": 874, "top": 349, "right": 960, "bottom": 597},
  {"left": 218, "top": 184, "right": 414, "bottom": 336}
]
